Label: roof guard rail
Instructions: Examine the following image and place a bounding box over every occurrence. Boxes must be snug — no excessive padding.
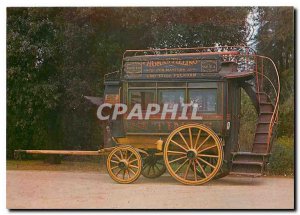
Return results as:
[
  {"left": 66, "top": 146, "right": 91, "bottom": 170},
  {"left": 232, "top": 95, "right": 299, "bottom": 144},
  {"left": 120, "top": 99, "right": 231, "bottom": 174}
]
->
[
  {"left": 123, "top": 46, "right": 256, "bottom": 59},
  {"left": 121, "top": 46, "right": 256, "bottom": 76}
]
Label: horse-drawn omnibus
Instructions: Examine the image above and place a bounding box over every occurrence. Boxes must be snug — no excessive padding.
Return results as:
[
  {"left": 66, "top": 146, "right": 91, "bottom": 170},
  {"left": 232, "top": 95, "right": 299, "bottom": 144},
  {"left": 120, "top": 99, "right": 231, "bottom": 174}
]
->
[{"left": 16, "top": 46, "right": 280, "bottom": 185}]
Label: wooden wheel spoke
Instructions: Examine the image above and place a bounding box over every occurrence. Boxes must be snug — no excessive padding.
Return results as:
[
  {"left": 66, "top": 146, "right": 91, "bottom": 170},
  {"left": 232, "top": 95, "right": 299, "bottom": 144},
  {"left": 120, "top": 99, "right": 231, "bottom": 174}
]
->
[
  {"left": 193, "top": 128, "right": 202, "bottom": 149},
  {"left": 174, "top": 159, "right": 189, "bottom": 174},
  {"left": 169, "top": 155, "right": 187, "bottom": 164},
  {"left": 127, "top": 152, "right": 134, "bottom": 161},
  {"left": 170, "top": 139, "right": 188, "bottom": 152},
  {"left": 198, "top": 157, "right": 216, "bottom": 169},
  {"left": 193, "top": 161, "right": 197, "bottom": 181},
  {"left": 110, "top": 160, "right": 119, "bottom": 164},
  {"left": 130, "top": 165, "right": 139, "bottom": 169},
  {"left": 142, "top": 163, "right": 149, "bottom": 171},
  {"left": 129, "top": 159, "right": 138, "bottom": 164},
  {"left": 178, "top": 131, "right": 191, "bottom": 150},
  {"left": 118, "top": 150, "right": 124, "bottom": 160},
  {"left": 147, "top": 164, "right": 151, "bottom": 175},
  {"left": 128, "top": 167, "right": 136, "bottom": 175},
  {"left": 113, "top": 154, "right": 121, "bottom": 161},
  {"left": 126, "top": 169, "right": 131, "bottom": 178},
  {"left": 154, "top": 164, "right": 160, "bottom": 172},
  {"left": 198, "top": 145, "right": 217, "bottom": 153},
  {"left": 198, "top": 153, "right": 219, "bottom": 158},
  {"left": 189, "top": 128, "right": 193, "bottom": 148},
  {"left": 111, "top": 165, "right": 119, "bottom": 170},
  {"left": 151, "top": 166, "right": 155, "bottom": 175},
  {"left": 167, "top": 150, "right": 187, "bottom": 155},
  {"left": 196, "top": 135, "right": 211, "bottom": 151},
  {"left": 195, "top": 159, "right": 207, "bottom": 178},
  {"left": 115, "top": 169, "right": 122, "bottom": 177},
  {"left": 184, "top": 160, "right": 192, "bottom": 179},
  {"left": 122, "top": 170, "right": 125, "bottom": 179},
  {"left": 156, "top": 161, "right": 164, "bottom": 166}
]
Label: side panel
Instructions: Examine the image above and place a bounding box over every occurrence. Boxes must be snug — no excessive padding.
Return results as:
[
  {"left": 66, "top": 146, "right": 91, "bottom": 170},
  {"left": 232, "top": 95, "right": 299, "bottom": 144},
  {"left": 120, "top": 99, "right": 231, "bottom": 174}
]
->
[{"left": 114, "top": 81, "right": 227, "bottom": 147}]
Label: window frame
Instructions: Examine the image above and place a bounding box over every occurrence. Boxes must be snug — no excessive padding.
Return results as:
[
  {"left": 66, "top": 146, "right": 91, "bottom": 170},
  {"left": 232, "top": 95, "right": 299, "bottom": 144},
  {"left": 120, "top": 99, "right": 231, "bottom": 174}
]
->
[
  {"left": 126, "top": 81, "right": 222, "bottom": 114},
  {"left": 188, "top": 88, "right": 218, "bottom": 113},
  {"left": 128, "top": 89, "right": 156, "bottom": 110}
]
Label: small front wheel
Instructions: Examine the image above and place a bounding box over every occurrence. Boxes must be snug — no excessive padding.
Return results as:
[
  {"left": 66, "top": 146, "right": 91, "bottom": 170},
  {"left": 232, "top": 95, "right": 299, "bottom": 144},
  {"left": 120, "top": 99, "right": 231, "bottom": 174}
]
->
[{"left": 106, "top": 146, "right": 142, "bottom": 184}]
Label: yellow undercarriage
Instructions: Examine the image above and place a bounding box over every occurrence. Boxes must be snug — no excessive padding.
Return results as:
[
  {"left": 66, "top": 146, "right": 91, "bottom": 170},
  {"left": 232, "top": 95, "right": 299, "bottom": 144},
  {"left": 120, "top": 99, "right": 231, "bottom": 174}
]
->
[{"left": 115, "top": 135, "right": 218, "bottom": 151}]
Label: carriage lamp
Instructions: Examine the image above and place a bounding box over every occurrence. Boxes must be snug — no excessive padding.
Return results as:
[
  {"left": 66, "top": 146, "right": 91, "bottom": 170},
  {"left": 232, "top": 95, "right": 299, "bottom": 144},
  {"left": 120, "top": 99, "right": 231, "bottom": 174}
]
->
[{"left": 227, "top": 122, "right": 231, "bottom": 130}]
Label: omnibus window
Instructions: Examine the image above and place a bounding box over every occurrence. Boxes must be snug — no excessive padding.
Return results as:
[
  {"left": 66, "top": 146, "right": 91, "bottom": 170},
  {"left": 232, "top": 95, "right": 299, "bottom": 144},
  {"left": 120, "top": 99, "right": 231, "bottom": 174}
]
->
[
  {"left": 158, "top": 90, "right": 185, "bottom": 110},
  {"left": 189, "top": 89, "right": 217, "bottom": 113},
  {"left": 128, "top": 90, "right": 155, "bottom": 110}
]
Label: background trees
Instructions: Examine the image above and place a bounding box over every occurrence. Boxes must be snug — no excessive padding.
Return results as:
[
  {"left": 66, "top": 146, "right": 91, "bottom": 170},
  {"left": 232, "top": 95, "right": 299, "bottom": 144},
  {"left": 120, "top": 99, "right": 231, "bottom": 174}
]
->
[
  {"left": 255, "top": 7, "right": 294, "bottom": 138},
  {"left": 7, "top": 7, "right": 294, "bottom": 165}
]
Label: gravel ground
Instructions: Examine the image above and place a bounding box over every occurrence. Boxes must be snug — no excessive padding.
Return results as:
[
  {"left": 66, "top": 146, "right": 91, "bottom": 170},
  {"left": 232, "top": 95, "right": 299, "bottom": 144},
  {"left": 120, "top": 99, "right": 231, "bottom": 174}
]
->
[{"left": 6, "top": 170, "right": 294, "bottom": 209}]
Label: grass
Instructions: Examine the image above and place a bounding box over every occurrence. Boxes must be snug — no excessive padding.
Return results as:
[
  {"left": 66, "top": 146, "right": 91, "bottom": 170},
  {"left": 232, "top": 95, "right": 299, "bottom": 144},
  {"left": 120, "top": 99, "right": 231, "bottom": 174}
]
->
[{"left": 267, "top": 136, "right": 294, "bottom": 176}]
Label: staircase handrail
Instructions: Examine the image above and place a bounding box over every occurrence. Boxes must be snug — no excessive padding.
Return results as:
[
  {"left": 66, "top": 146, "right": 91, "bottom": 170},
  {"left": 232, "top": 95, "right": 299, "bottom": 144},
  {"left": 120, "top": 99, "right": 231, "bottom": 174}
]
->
[
  {"left": 228, "top": 53, "right": 280, "bottom": 152},
  {"left": 255, "top": 55, "right": 280, "bottom": 152}
]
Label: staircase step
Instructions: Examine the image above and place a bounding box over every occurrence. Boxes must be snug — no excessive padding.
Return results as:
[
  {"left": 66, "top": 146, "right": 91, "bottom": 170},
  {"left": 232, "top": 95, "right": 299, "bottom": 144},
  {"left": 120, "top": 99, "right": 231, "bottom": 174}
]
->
[
  {"left": 255, "top": 130, "right": 269, "bottom": 134},
  {"left": 229, "top": 172, "right": 262, "bottom": 177},
  {"left": 260, "top": 111, "right": 273, "bottom": 114},
  {"left": 253, "top": 140, "right": 268, "bottom": 144},
  {"left": 231, "top": 152, "right": 268, "bottom": 156},
  {"left": 259, "top": 114, "right": 272, "bottom": 122},
  {"left": 232, "top": 161, "right": 264, "bottom": 166},
  {"left": 256, "top": 92, "right": 269, "bottom": 102},
  {"left": 260, "top": 104, "right": 274, "bottom": 112},
  {"left": 254, "top": 133, "right": 268, "bottom": 142},
  {"left": 232, "top": 152, "right": 267, "bottom": 162},
  {"left": 259, "top": 101, "right": 273, "bottom": 105},
  {"left": 258, "top": 121, "right": 271, "bottom": 124},
  {"left": 256, "top": 123, "right": 269, "bottom": 133},
  {"left": 252, "top": 144, "right": 268, "bottom": 153},
  {"left": 231, "top": 163, "right": 263, "bottom": 175}
]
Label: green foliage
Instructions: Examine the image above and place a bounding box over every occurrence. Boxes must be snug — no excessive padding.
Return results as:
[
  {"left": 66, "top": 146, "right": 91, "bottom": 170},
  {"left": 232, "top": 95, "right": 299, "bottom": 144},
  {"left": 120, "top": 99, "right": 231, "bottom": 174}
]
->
[
  {"left": 7, "top": 8, "right": 62, "bottom": 157},
  {"left": 255, "top": 7, "right": 294, "bottom": 175},
  {"left": 267, "top": 136, "right": 294, "bottom": 175},
  {"left": 278, "top": 95, "right": 294, "bottom": 137},
  {"left": 7, "top": 8, "right": 250, "bottom": 159},
  {"left": 239, "top": 89, "right": 257, "bottom": 151},
  {"left": 255, "top": 8, "right": 294, "bottom": 139},
  {"left": 256, "top": 7, "right": 294, "bottom": 72}
]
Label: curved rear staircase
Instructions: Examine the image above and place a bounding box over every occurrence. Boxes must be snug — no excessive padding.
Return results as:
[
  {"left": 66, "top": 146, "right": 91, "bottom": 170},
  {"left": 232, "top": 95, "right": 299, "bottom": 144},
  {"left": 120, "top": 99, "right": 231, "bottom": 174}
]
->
[{"left": 229, "top": 54, "right": 280, "bottom": 177}]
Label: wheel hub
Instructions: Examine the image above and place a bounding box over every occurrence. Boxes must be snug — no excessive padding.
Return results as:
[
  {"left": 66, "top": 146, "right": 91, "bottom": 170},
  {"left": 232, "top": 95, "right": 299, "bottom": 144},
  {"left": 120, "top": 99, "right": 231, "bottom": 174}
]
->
[
  {"left": 118, "top": 159, "right": 129, "bottom": 170},
  {"left": 186, "top": 149, "right": 197, "bottom": 160}
]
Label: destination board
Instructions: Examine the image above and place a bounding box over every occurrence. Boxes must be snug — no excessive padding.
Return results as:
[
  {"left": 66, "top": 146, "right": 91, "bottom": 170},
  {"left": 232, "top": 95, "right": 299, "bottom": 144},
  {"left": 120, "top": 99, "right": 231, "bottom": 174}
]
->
[{"left": 123, "top": 59, "right": 219, "bottom": 79}]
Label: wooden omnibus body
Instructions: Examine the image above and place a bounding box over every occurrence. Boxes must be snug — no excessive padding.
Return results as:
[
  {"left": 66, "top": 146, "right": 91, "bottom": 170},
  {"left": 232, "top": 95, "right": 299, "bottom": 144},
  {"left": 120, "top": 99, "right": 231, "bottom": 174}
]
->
[{"left": 105, "top": 53, "right": 242, "bottom": 163}]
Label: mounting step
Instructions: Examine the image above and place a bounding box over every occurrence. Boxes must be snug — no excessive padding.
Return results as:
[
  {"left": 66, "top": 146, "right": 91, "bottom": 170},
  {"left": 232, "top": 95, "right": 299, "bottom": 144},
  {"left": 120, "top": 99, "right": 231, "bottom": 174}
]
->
[{"left": 230, "top": 152, "right": 270, "bottom": 177}]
